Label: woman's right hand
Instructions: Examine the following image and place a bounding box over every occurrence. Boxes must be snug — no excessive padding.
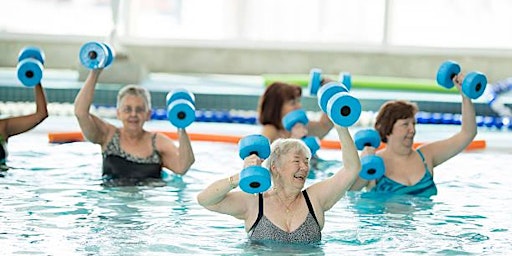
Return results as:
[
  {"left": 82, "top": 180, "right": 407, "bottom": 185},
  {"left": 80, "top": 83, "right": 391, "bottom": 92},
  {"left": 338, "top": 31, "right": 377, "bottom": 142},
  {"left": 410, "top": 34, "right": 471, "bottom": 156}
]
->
[{"left": 243, "top": 154, "right": 263, "bottom": 168}]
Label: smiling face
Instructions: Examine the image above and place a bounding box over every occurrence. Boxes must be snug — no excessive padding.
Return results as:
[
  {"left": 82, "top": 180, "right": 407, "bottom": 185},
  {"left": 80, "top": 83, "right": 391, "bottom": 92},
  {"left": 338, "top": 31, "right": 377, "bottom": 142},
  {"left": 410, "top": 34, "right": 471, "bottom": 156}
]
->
[
  {"left": 116, "top": 85, "right": 152, "bottom": 131},
  {"left": 267, "top": 138, "right": 311, "bottom": 190},
  {"left": 116, "top": 94, "right": 151, "bottom": 131}
]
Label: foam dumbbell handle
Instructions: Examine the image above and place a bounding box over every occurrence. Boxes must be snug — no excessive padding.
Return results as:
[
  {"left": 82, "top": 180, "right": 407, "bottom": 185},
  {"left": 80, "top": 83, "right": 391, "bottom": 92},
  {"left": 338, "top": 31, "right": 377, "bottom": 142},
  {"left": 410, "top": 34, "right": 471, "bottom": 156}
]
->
[
  {"left": 282, "top": 109, "right": 309, "bottom": 131},
  {"left": 309, "top": 68, "right": 322, "bottom": 96},
  {"left": 436, "top": 60, "right": 461, "bottom": 89},
  {"left": 359, "top": 155, "right": 385, "bottom": 180},
  {"left": 166, "top": 89, "right": 195, "bottom": 106},
  {"left": 79, "top": 42, "right": 109, "bottom": 69},
  {"left": 302, "top": 136, "right": 320, "bottom": 156},
  {"left": 17, "top": 59, "right": 43, "bottom": 87},
  {"left": 339, "top": 72, "right": 352, "bottom": 91},
  {"left": 354, "top": 129, "right": 381, "bottom": 150},
  {"left": 462, "top": 71, "right": 487, "bottom": 99},
  {"left": 18, "top": 46, "right": 45, "bottom": 65},
  {"left": 326, "top": 92, "right": 362, "bottom": 127},
  {"left": 167, "top": 99, "right": 195, "bottom": 128},
  {"left": 317, "top": 82, "right": 349, "bottom": 113}
]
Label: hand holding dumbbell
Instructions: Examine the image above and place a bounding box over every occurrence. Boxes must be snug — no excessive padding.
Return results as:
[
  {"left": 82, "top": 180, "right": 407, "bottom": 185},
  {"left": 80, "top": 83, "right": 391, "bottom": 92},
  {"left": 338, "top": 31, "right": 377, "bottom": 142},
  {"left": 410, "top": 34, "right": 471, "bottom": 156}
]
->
[
  {"left": 317, "top": 82, "right": 361, "bottom": 127},
  {"left": 238, "top": 134, "right": 271, "bottom": 194},
  {"left": 17, "top": 46, "right": 45, "bottom": 87},
  {"left": 79, "top": 41, "right": 115, "bottom": 69},
  {"left": 282, "top": 109, "right": 321, "bottom": 156},
  {"left": 436, "top": 60, "right": 487, "bottom": 99},
  {"left": 166, "top": 88, "right": 196, "bottom": 129},
  {"left": 354, "top": 129, "right": 385, "bottom": 180}
]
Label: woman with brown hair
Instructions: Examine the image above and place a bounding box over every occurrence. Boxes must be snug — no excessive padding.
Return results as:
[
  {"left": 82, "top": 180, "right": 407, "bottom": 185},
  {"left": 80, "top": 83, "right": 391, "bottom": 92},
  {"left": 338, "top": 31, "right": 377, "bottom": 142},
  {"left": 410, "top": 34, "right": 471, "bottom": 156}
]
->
[
  {"left": 349, "top": 74, "right": 477, "bottom": 197},
  {"left": 257, "top": 82, "right": 334, "bottom": 143}
]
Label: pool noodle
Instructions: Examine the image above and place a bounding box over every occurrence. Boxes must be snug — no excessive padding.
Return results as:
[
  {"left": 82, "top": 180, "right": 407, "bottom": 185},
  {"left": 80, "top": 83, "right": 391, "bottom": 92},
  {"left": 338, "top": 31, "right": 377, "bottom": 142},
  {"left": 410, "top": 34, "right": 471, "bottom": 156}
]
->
[
  {"left": 262, "top": 74, "right": 459, "bottom": 94},
  {"left": 48, "top": 131, "right": 486, "bottom": 151}
]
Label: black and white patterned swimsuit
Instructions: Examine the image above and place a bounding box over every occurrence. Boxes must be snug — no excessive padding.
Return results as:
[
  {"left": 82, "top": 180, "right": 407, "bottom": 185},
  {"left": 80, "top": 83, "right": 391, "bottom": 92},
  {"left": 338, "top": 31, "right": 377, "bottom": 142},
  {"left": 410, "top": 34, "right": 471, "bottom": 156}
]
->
[
  {"left": 102, "top": 129, "right": 162, "bottom": 186},
  {"left": 248, "top": 190, "right": 321, "bottom": 244}
]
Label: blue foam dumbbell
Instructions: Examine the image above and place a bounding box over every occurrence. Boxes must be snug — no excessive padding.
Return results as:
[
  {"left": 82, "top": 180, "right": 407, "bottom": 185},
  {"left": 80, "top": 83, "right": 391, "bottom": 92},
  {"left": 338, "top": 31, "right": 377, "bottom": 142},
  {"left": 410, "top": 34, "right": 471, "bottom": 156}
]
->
[
  {"left": 309, "top": 68, "right": 352, "bottom": 96},
  {"left": 17, "top": 46, "right": 45, "bottom": 87},
  {"left": 436, "top": 60, "right": 487, "bottom": 99},
  {"left": 166, "top": 88, "right": 196, "bottom": 129},
  {"left": 317, "top": 82, "right": 361, "bottom": 127},
  {"left": 282, "top": 109, "right": 321, "bottom": 155},
  {"left": 354, "top": 129, "right": 385, "bottom": 180},
  {"left": 238, "top": 135, "right": 271, "bottom": 194},
  {"left": 79, "top": 41, "right": 115, "bottom": 69}
]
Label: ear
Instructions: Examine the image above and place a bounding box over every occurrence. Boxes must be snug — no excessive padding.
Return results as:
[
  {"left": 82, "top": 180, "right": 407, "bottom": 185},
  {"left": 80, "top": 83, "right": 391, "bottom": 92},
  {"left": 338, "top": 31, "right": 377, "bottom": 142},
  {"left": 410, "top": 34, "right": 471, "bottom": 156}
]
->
[
  {"left": 116, "top": 108, "right": 121, "bottom": 120},
  {"left": 145, "top": 110, "right": 152, "bottom": 121}
]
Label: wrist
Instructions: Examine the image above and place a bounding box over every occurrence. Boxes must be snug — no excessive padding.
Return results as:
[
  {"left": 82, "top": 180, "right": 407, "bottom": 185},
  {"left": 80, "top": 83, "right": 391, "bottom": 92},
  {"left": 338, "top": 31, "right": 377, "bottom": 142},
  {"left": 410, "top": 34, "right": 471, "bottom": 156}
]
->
[{"left": 227, "top": 175, "right": 238, "bottom": 190}]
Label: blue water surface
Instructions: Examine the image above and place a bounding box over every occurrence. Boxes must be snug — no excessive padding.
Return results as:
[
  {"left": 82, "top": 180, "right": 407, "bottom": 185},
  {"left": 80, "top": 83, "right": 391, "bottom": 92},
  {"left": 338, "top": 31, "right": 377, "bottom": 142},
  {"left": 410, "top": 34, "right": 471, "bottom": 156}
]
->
[{"left": 1, "top": 118, "right": 511, "bottom": 255}]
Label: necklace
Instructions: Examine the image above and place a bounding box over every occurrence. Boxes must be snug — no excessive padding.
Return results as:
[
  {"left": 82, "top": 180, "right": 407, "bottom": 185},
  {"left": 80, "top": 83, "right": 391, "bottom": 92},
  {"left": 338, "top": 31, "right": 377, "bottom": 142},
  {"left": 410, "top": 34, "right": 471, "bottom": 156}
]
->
[{"left": 275, "top": 191, "right": 300, "bottom": 213}]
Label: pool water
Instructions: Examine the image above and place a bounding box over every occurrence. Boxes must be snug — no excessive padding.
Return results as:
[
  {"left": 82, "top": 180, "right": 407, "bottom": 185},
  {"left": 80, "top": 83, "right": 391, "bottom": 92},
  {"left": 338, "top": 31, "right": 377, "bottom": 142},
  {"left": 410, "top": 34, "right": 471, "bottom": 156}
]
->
[{"left": 1, "top": 117, "right": 511, "bottom": 255}]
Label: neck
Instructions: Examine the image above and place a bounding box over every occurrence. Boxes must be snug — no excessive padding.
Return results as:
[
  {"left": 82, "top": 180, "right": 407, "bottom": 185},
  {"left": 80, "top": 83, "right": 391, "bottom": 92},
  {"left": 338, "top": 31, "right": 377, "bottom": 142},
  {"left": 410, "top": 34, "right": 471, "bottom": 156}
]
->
[{"left": 121, "top": 129, "right": 145, "bottom": 140}]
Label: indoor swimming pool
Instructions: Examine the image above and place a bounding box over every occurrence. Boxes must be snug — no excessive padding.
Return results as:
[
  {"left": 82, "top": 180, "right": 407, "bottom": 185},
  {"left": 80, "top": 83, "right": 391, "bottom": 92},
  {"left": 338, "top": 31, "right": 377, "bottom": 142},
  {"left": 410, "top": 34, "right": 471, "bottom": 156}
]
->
[{"left": 1, "top": 117, "right": 511, "bottom": 255}]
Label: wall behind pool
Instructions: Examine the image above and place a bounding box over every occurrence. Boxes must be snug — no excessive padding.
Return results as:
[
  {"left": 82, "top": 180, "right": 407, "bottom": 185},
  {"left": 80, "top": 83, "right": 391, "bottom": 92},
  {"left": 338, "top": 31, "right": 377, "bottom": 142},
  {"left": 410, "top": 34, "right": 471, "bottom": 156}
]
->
[{"left": 1, "top": 38, "right": 512, "bottom": 82}]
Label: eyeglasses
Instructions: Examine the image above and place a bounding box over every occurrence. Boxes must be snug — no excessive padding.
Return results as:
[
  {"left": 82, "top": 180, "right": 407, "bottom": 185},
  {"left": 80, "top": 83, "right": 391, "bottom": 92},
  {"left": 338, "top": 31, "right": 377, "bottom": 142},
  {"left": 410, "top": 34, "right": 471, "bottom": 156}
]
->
[{"left": 120, "top": 106, "right": 147, "bottom": 114}]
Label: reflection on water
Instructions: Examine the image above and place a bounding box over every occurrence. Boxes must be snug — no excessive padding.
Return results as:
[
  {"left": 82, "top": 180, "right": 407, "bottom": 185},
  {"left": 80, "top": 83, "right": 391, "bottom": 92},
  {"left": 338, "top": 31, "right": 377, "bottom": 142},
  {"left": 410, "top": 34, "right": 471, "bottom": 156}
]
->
[{"left": 1, "top": 130, "right": 511, "bottom": 255}]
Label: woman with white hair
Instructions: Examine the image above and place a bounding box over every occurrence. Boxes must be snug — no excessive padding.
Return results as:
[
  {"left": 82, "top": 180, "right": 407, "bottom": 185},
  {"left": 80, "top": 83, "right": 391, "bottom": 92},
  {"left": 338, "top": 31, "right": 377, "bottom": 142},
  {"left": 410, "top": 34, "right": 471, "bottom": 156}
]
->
[{"left": 197, "top": 125, "right": 360, "bottom": 244}]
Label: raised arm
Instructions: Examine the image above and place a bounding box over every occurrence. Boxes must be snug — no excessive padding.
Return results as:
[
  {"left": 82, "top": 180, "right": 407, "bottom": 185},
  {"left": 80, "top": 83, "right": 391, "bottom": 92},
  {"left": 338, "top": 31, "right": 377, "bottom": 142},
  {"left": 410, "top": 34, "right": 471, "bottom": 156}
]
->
[
  {"left": 73, "top": 69, "right": 113, "bottom": 144},
  {"left": 197, "top": 155, "right": 261, "bottom": 219},
  {"left": 159, "top": 129, "right": 195, "bottom": 175},
  {"left": 420, "top": 74, "right": 477, "bottom": 167},
  {"left": 348, "top": 146, "right": 377, "bottom": 191},
  {"left": 309, "top": 125, "right": 361, "bottom": 211},
  {"left": 2, "top": 83, "right": 48, "bottom": 139}
]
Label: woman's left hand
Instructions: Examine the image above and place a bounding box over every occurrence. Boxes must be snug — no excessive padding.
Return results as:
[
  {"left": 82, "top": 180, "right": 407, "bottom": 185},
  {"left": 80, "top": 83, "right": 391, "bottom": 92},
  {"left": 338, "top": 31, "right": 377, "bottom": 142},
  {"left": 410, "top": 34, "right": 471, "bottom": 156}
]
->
[{"left": 290, "top": 123, "right": 308, "bottom": 139}]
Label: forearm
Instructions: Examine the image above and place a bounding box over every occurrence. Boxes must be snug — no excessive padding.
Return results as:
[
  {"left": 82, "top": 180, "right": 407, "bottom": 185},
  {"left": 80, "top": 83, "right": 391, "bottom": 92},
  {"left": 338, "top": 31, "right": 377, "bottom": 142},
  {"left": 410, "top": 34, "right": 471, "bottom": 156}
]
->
[
  {"left": 460, "top": 96, "right": 477, "bottom": 138},
  {"left": 336, "top": 126, "right": 360, "bottom": 175},
  {"left": 74, "top": 70, "right": 101, "bottom": 117},
  {"left": 197, "top": 174, "right": 239, "bottom": 207},
  {"left": 33, "top": 84, "right": 48, "bottom": 120},
  {"left": 175, "top": 129, "right": 195, "bottom": 175}
]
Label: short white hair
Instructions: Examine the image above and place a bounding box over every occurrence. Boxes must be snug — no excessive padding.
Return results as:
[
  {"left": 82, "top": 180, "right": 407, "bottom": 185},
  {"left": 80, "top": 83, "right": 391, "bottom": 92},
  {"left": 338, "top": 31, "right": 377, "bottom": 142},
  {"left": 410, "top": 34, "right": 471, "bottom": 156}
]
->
[
  {"left": 264, "top": 138, "right": 311, "bottom": 169},
  {"left": 116, "top": 84, "right": 152, "bottom": 110}
]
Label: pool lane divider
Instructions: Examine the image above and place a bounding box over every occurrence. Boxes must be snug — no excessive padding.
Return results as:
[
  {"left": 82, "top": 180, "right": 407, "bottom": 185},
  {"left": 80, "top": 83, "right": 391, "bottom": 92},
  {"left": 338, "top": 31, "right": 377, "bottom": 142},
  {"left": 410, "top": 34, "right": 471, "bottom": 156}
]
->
[{"left": 47, "top": 131, "right": 486, "bottom": 151}]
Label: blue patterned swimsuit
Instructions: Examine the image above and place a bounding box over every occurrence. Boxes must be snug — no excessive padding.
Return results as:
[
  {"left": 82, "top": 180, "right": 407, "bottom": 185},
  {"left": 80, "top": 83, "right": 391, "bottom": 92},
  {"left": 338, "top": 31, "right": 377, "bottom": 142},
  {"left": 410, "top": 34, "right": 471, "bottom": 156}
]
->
[
  {"left": 248, "top": 190, "right": 321, "bottom": 244},
  {"left": 371, "top": 149, "right": 437, "bottom": 197}
]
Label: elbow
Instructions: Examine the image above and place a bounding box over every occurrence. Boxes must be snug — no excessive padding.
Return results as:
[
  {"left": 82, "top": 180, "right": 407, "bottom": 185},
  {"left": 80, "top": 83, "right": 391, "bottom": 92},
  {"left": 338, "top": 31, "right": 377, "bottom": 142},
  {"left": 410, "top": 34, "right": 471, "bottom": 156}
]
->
[{"left": 175, "top": 158, "right": 195, "bottom": 176}]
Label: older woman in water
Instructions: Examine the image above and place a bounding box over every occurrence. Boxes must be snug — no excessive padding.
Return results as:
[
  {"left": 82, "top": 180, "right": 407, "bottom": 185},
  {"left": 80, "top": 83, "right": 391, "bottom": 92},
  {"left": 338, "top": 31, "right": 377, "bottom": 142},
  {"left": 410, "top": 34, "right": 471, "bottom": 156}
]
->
[{"left": 197, "top": 125, "right": 360, "bottom": 244}]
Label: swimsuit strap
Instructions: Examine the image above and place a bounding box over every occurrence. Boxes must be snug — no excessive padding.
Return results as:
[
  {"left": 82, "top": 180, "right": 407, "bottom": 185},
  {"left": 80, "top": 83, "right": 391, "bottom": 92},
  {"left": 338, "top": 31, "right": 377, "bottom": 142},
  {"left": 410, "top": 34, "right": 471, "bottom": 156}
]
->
[
  {"left": 151, "top": 133, "right": 158, "bottom": 153},
  {"left": 248, "top": 193, "right": 264, "bottom": 232},
  {"left": 302, "top": 190, "right": 319, "bottom": 225},
  {"left": 416, "top": 149, "right": 430, "bottom": 173}
]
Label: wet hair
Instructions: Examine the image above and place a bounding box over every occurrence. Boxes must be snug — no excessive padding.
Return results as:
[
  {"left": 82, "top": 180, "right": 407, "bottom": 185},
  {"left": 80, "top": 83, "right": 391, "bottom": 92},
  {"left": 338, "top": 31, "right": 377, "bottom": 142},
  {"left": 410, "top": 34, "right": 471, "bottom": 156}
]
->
[
  {"left": 116, "top": 85, "right": 152, "bottom": 110},
  {"left": 374, "top": 100, "right": 418, "bottom": 143},
  {"left": 264, "top": 138, "right": 311, "bottom": 170},
  {"left": 257, "top": 82, "right": 302, "bottom": 130}
]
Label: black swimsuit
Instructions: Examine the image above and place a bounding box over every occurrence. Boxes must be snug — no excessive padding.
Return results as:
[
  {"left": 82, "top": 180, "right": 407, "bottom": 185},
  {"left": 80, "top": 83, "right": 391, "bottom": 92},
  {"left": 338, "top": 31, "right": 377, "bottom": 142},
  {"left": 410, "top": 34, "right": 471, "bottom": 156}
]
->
[{"left": 102, "top": 130, "right": 162, "bottom": 186}]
